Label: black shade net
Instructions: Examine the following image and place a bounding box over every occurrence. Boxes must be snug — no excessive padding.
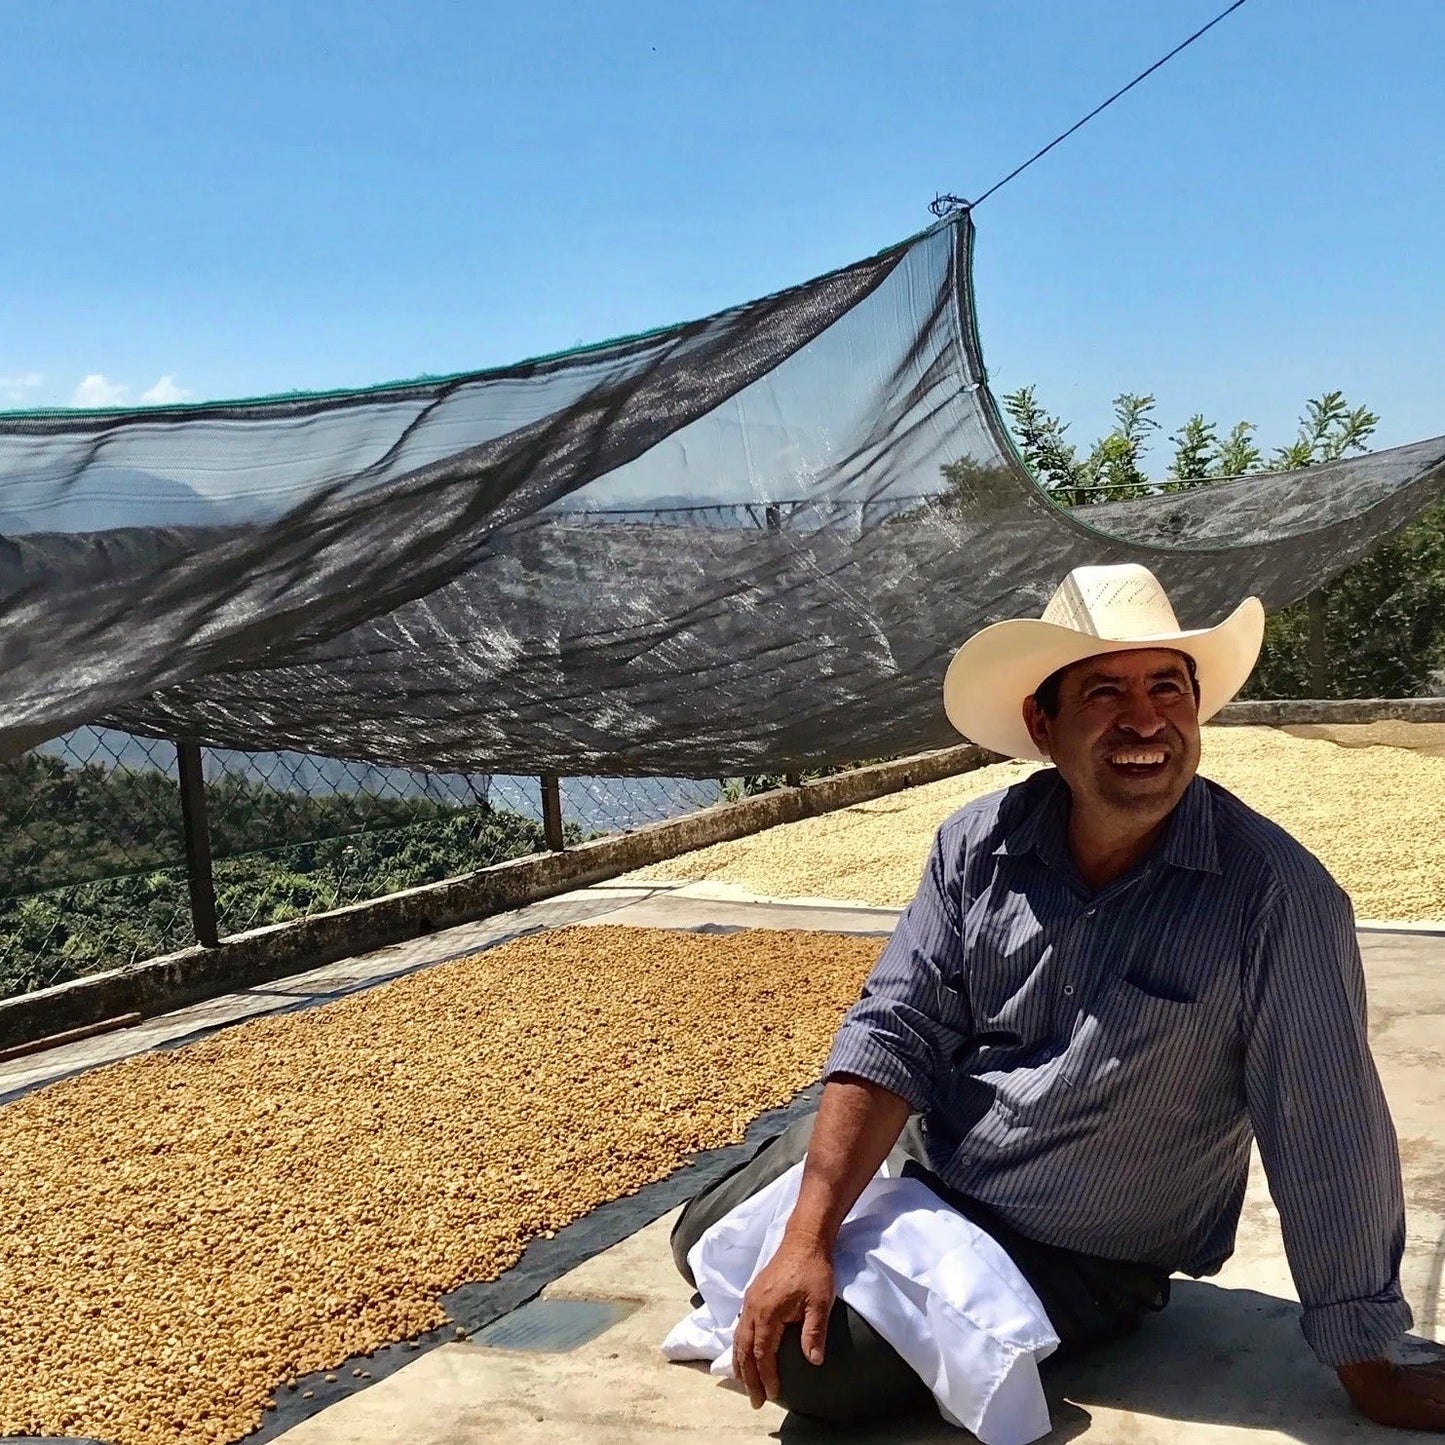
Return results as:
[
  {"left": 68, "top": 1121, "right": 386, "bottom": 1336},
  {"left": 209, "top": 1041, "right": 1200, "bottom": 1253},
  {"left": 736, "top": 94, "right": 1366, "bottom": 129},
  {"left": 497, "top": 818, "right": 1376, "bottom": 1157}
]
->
[{"left": 2, "top": 214, "right": 1441, "bottom": 773}]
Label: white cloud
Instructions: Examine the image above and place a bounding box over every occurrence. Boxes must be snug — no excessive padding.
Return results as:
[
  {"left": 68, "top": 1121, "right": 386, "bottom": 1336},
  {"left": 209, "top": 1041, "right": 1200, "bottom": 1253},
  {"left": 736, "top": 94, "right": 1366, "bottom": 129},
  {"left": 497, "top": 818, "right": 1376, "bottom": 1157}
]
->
[
  {"left": 1, "top": 371, "right": 42, "bottom": 403},
  {"left": 72, "top": 373, "right": 129, "bottom": 407},
  {"left": 140, "top": 374, "right": 193, "bottom": 405}
]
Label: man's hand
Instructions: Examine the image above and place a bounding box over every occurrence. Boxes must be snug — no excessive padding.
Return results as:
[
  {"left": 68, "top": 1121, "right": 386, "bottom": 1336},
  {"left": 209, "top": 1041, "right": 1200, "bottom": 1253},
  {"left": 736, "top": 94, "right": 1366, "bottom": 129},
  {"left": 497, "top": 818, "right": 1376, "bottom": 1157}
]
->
[
  {"left": 731, "top": 1234, "right": 835, "bottom": 1409},
  {"left": 1338, "top": 1358, "right": 1445, "bottom": 1431},
  {"left": 726, "top": 1076, "right": 909, "bottom": 1410}
]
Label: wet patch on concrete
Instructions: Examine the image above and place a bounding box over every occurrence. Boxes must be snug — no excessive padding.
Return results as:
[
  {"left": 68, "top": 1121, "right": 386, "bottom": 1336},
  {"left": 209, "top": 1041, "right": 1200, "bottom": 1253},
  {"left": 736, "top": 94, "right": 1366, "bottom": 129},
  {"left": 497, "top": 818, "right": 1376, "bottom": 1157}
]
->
[{"left": 469, "top": 1298, "right": 641, "bottom": 1353}]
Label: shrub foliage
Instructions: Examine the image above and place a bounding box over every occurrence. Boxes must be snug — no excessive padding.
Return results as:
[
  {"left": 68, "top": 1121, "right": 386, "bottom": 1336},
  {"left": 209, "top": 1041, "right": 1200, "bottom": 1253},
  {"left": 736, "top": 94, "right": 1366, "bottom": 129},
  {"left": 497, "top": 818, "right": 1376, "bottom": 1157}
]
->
[{"left": 0, "top": 755, "right": 569, "bottom": 1001}]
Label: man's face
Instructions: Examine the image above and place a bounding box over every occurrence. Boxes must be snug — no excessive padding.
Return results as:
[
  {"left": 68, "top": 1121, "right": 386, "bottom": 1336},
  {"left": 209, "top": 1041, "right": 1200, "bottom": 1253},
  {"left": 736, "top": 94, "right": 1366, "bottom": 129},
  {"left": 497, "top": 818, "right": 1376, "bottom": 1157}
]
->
[{"left": 1024, "top": 648, "right": 1202, "bottom": 824}]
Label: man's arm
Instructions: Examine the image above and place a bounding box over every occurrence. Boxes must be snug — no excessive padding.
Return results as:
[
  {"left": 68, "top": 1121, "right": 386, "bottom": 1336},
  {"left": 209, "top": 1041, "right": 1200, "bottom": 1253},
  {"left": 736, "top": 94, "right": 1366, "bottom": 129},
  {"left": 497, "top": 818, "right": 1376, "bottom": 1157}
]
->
[
  {"left": 733, "top": 823, "right": 973, "bottom": 1408},
  {"left": 732, "top": 1075, "right": 911, "bottom": 1408},
  {"left": 1242, "top": 876, "right": 1443, "bottom": 1430}
]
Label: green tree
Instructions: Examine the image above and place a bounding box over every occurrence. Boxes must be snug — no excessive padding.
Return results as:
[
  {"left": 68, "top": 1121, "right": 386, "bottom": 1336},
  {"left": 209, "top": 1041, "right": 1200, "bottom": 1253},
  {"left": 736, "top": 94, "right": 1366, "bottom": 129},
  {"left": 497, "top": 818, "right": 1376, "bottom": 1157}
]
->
[
  {"left": 1162, "top": 414, "right": 1265, "bottom": 487},
  {"left": 1214, "top": 421, "right": 1263, "bottom": 479},
  {"left": 997, "top": 385, "right": 1443, "bottom": 702},
  {"left": 1165, "top": 414, "right": 1218, "bottom": 486},
  {"left": 932, "top": 455, "right": 1020, "bottom": 516},
  {"left": 1005, "top": 389, "right": 1379, "bottom": 505},
  {"left": 1270, "top": 390, "right": 1379, "bottom": 469},
  {"left": 999, "top": 388, "right": 1161, "bottom": 507},
  {"left": 998, "top": 385, "right": 1086, "bottom": 500},
  {"left": 1242, "top": 393, "right": 1383, "bottom": 696},
  {"left": 1085, "top": 393, "right": 1158, "bottom": 501}
]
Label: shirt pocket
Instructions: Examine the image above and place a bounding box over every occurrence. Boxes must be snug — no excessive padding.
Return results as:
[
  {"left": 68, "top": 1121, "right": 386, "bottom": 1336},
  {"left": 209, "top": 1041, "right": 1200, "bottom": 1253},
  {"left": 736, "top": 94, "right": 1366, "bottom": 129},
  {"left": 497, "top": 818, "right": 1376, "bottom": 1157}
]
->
[
  {"left": 1059, "top": 975, "right": 1204, "bottom": 1101},
  {"left": 961, "top": 890, "right": 1053, "bottom": 1023}
]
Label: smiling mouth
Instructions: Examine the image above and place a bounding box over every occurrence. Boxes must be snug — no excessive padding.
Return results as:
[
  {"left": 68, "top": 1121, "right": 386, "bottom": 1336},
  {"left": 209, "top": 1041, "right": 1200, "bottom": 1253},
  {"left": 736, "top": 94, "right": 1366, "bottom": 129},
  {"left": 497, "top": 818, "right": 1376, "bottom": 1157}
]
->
[{"left": 1105, "top": 748, "right": 1170, "bottom": 778}]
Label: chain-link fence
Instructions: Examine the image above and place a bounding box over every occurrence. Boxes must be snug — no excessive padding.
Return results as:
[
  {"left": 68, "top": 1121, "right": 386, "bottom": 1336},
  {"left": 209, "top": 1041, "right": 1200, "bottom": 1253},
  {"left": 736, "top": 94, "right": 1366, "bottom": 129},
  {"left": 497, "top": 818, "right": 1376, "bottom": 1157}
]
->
[
  {"left": 0, "top": 727, "right": 730, "bottom": 1004},
  {"left": 0, "top": 731, "right": 191, "bottom": 999}
]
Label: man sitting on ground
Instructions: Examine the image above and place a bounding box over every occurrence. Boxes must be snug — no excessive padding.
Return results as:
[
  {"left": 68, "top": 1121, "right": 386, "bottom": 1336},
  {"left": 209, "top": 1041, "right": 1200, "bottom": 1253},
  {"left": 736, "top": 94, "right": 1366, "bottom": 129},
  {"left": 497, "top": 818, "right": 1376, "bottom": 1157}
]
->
[{"left": 671, "top": 563, "right": 1445, "bottom": 1433}]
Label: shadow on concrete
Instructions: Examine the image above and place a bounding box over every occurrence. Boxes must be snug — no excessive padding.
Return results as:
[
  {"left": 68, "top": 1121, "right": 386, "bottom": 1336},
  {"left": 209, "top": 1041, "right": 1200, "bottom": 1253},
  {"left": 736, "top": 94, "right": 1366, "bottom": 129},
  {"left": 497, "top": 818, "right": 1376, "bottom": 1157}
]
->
[
  {"left": 1043, "top": 1280, "right": 1444, "bottom": 1443},
  {"left": 773, "top": 1403, "right": 1092, "bottom": 1442},
  {"left": 757, "top": 1282, "right": 1444, "bottom": 1443}
]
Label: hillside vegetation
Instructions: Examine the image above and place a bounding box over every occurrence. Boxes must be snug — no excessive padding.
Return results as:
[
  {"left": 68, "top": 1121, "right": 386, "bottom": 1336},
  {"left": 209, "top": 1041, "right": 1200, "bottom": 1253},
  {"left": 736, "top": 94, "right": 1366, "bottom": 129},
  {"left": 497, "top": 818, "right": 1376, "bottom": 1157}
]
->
[{"left": 0, "top": 752, "right": 565, "bottom": 999}]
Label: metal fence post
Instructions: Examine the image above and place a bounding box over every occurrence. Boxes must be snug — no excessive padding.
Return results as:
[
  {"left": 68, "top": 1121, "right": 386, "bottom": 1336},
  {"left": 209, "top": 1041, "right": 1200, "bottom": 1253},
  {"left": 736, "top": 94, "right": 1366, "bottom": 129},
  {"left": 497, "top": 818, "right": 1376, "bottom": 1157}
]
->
[
  {"left": 176, "top": 740, "right": 219, "bottom": 947},
  {"left": 540, "top": 774, "right": 566, "bottom": 852}
]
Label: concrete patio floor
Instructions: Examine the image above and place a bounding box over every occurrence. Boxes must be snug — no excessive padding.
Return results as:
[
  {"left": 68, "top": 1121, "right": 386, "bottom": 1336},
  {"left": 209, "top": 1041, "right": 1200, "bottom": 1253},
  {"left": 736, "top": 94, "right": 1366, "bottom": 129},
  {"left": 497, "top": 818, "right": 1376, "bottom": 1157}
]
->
[
  {"left": 265, "top": 904, "right": 1445, "bottom": 1445},
  {"left": 5, "top": 881, "right": 1442, "bottom": 1444}
]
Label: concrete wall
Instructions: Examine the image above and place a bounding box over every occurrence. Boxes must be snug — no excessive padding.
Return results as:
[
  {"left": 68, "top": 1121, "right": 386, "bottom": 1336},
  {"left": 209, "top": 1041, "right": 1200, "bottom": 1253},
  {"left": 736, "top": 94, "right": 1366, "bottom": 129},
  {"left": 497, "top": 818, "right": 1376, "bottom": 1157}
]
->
[{"left": 1214, "top": 699, "right": 1445, "bottom": 726}]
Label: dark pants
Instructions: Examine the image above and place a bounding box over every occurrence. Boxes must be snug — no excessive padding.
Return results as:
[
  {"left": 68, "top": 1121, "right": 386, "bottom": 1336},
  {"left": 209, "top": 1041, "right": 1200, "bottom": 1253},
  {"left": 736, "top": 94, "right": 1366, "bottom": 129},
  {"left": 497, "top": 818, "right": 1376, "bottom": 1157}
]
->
[{"left": 671, "top": 1112, "right": 1170, "bottom": 1426}]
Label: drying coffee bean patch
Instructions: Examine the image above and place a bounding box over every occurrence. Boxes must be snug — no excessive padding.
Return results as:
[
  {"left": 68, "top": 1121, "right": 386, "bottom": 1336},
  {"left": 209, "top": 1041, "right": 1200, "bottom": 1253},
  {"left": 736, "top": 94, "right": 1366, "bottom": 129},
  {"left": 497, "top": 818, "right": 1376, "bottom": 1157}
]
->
[
  {"left": 632, "top": 726, "right": 1445, "bottom": 920},
  {"left": 0, "top": 926, "right": 883, "bottom": 1445}
]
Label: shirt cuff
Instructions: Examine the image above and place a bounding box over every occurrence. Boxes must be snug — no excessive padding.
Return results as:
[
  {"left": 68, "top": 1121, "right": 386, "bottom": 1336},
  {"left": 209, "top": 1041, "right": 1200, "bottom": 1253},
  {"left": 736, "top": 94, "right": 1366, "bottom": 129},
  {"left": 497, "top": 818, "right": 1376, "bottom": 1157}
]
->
[
  {"left": 823, "top": 1023, "right": 935, "bottom": 1114},
  {"left": 1301, "top": 1287, "right": 1414, "bottom": 1367}
]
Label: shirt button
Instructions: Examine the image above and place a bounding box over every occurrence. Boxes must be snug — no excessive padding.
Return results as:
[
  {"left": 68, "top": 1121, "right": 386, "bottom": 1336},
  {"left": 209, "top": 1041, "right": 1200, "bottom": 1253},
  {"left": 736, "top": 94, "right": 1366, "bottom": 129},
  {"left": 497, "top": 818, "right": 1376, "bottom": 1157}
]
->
[
  {"left": 1084, "top": 907, "right": 1097, "bottom": 918},
  {"left": 1063, "top": 984, "right": 1075, "bottom": 996}
]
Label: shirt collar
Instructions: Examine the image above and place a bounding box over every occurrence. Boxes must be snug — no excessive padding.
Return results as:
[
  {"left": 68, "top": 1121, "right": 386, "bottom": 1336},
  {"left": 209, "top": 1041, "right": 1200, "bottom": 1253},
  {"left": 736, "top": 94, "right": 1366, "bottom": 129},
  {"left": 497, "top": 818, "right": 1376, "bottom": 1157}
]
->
[
  {"left": 993, "top": 770, "right": 1072, "bottom": 871},
  {"left": 995, "top": 770, "right": 1220, "bottom": 876},
  {"left": 1156, "top": 774, "right": 1221, "bottom": 874}
]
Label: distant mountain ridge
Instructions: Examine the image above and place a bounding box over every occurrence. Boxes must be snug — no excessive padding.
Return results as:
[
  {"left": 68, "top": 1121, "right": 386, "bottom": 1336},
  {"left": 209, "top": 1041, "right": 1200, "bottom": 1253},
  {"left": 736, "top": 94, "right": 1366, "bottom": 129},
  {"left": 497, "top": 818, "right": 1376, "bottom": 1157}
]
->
[{"left": 0, "top": 466, "right": 276, "bottom": 535}]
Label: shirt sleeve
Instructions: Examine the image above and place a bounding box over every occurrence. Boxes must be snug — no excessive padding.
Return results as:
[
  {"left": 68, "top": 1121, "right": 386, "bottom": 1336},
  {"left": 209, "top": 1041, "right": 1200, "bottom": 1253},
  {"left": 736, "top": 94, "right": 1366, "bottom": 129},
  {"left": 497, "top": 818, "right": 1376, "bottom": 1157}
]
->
[
  {"left": 1241, "top": 875, "right": 1412, "bottom": 1367},
  {"left": 822, "top": 822, "right": 973, "bottom": 1113}
]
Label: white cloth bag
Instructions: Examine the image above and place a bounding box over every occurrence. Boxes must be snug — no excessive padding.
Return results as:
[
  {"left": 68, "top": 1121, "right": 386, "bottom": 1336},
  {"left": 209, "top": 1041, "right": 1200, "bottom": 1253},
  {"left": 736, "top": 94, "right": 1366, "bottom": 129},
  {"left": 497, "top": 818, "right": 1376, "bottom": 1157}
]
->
[{"left": 661, "top": 1161, "right": 1059, "bottom": 1445}]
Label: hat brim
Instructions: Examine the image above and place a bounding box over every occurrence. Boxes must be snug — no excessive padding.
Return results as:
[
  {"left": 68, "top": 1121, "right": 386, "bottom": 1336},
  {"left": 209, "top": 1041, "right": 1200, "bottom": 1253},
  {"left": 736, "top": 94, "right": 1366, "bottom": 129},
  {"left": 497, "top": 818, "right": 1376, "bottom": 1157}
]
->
[{"left": 942, "top": 597, "right": 1266, "bottom": 761}]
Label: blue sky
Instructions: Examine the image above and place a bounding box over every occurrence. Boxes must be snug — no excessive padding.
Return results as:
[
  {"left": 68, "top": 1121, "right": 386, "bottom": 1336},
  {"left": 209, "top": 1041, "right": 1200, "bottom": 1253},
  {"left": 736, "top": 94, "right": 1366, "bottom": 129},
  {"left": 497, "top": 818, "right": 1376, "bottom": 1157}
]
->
[{"left": 2, "top": 0, "right": 1441, "bottom": 460}]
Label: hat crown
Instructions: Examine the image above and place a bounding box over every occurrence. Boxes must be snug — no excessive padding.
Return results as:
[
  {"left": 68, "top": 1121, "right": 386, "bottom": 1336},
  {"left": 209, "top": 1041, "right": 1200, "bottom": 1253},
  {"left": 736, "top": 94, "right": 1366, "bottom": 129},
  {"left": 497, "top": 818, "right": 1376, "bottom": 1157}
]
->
[{"left": 1040, "top": 563, "right": 1183, "bottom": 640}]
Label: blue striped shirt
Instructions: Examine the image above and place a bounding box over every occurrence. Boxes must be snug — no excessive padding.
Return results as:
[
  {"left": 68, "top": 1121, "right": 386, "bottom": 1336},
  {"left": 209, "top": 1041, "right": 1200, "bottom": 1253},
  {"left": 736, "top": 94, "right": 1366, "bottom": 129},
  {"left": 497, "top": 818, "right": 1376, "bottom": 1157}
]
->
[{"left": 824, "top": 768, "right": 1410, "bottom": 1367}]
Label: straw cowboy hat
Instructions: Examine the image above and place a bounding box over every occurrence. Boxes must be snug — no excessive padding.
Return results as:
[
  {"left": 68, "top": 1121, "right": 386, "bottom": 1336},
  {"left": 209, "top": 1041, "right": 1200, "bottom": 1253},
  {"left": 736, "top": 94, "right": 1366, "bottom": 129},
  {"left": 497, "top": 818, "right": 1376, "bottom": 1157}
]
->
[{"left": 943, "top": 563, "right": 1266, "bottom": 762}]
